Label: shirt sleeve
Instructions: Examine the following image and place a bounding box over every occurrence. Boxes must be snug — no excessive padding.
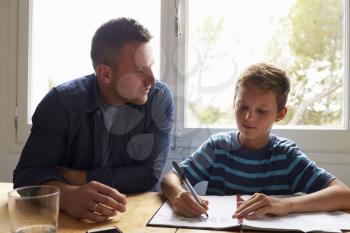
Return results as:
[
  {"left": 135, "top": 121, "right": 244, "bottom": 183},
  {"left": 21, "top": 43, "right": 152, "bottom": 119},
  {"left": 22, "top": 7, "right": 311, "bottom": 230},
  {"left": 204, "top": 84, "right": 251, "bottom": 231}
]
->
[
  {"left": 86, "top": 83, "right": 174, "bottom": 193},
  {"left": 13, "top": 88, "right": 68, "bottom": 188},
  {"left": 287, "top": 145, "right": 335, "bottom": 194},
  {"left": 179, "top": 137, "right": 216, "bottom": 187}
]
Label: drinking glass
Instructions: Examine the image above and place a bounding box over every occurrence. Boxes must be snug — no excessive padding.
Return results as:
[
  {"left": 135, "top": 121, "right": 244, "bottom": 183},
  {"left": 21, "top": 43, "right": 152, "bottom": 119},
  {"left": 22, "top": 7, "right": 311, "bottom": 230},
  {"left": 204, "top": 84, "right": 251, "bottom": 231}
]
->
[{"left": 8, "top": 186, "right": 60, "bottom": 233}]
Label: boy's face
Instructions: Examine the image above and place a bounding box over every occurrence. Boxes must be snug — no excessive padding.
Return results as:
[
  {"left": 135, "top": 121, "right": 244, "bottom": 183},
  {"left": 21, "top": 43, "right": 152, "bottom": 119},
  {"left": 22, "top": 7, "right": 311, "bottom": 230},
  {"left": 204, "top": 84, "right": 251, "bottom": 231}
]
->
[{"left": 234, "top": 84, "right": 286, "bottom": 150}]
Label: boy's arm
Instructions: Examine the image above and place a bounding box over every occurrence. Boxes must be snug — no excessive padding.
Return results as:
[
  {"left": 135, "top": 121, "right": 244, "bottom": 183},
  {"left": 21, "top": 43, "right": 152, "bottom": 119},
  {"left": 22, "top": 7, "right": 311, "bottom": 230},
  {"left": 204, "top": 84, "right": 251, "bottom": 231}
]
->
[
  {"left": 161, "top": 171, "right": 208, "bottom": 217},
  {"left": 234, "top": 179, "right": 350, "bottom": 219},
  {"left": 160, "top": 171, "right": 185, "bottom": 204},
  {"left": 287, "top": 179, "right": 350, "bottom": 213}
]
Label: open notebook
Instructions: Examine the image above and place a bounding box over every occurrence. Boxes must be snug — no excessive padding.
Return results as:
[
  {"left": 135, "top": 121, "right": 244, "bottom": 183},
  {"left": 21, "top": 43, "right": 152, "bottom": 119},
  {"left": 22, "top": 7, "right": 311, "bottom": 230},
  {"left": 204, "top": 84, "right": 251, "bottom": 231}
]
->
[{"left": 147, "top": 195, "right": 350, "bottom": 233}]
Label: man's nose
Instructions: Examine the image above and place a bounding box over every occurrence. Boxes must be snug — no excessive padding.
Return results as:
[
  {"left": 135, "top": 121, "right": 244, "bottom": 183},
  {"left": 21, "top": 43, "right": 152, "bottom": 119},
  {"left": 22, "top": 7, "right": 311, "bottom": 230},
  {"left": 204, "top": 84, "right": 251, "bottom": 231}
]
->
[{"left": 144, "top": 67, "right": 155, "bottom": 85}]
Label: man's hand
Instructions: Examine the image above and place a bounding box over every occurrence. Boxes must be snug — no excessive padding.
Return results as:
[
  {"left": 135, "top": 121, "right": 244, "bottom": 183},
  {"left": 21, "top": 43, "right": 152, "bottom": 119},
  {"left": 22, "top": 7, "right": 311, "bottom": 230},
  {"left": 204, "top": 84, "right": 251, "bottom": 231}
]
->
[
  {"left": 45, "top": 180, "right": 127, "bottom": 222},
  {"left": 59, "top": 166, "right": 86, "bottom": 186},
  {"left": 171, "top": 191, "right": 209, "bottom": 218},
  {"left": 233, "top": 193, "right": 292, "bottom": 219}
]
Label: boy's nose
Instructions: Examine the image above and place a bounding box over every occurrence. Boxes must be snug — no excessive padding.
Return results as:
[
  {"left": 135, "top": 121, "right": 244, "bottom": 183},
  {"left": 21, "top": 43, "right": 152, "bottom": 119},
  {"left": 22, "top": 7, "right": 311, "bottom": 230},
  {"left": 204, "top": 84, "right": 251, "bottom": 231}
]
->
[{"left": 245, "top": 111, "right": 254, "bottom": 120}]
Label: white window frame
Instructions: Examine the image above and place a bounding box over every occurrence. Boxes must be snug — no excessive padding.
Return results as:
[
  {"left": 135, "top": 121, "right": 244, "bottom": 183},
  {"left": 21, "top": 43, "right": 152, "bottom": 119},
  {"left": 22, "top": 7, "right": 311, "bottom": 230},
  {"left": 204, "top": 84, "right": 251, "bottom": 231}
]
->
[
  {"left": 172, "top": 0, "right": 350, "bottom": 154},
  {"left": 7, "top": 0, "right": 31, "bottom": 152},
  {"left": 9, "top": 0, "right": 350, "bottom": 155}
]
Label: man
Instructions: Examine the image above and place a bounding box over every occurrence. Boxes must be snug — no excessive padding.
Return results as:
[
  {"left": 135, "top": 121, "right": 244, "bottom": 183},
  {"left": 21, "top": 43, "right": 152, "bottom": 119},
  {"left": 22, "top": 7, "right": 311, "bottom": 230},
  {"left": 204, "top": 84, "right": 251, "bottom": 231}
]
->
[{"left": 14, "top": 18, "right": 174, "bottom": 222}]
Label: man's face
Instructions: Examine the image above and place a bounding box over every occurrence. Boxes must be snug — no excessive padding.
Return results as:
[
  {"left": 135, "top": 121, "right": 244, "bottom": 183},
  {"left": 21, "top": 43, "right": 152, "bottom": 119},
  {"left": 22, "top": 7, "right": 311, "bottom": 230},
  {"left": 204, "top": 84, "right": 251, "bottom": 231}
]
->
[
  {"left": 110, "top": 42, "right": 155, "bottom": 105},
  {"left": 234, "top": 84, "right": 284, "bottom": 149}
]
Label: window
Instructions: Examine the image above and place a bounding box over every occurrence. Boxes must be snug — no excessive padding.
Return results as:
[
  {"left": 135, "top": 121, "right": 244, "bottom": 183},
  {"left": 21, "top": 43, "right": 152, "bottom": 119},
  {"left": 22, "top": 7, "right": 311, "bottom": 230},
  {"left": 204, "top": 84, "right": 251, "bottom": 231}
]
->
[
  {"left": 186, "top": 0, "right": 344, "bottom": 129},
  {"left": 14, "top": 0, "right": 161, "bottom": 143},
  {"left": 14, "top": 0, "right": 350, "bottom": 154},
  {"left": 175, "top": 0, "right": 350, "bottom": 152},
  {"left": 30, "top": 0, "right": 161, "bottom": 122}
]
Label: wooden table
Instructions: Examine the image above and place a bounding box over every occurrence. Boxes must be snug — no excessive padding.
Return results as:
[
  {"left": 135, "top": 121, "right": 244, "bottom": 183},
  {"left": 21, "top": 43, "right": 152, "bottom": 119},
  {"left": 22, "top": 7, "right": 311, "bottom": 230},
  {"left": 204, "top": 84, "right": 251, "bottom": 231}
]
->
[
  {"left": 1, "top": 183, "right": 349, "bottom": 233},
  {"left": 0, "top": 183, "right": 238, "bottom": 233}
]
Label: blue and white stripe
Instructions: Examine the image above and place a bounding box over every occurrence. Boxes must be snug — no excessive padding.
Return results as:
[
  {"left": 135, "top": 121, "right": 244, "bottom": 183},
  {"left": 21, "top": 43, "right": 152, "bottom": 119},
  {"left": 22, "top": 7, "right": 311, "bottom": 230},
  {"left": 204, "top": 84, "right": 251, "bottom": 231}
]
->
[{"left": 180, "top": 131, "right": 334, "bottom": 195}]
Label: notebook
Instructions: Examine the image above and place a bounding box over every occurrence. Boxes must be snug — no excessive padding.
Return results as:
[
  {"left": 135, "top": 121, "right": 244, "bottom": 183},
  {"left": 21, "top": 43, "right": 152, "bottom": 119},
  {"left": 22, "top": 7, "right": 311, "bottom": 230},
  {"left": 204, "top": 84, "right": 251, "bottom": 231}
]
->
[{"left": 147, "top": 195, "right": 350, "bottom": 233}]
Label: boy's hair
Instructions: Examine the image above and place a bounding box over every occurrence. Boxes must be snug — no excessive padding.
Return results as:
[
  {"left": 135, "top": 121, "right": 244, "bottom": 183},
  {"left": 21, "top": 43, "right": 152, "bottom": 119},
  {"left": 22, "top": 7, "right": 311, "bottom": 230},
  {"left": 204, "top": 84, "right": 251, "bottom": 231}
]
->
[
  {"left": 234, "top": 63, "right": 290, "bottom": 111},
  {"left": 90, "top": 17, "right": 153, "bottom": 70}
]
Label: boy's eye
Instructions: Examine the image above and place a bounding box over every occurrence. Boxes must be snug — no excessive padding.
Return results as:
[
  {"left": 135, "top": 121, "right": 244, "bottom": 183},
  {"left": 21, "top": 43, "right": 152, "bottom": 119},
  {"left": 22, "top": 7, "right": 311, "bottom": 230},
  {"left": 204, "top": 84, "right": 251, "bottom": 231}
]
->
[
  {"left": 257, "top": 109, "right": 267, "bottom": 114},
  {"left": 239, "top": 106, "right": 249, "bottom": 111}
]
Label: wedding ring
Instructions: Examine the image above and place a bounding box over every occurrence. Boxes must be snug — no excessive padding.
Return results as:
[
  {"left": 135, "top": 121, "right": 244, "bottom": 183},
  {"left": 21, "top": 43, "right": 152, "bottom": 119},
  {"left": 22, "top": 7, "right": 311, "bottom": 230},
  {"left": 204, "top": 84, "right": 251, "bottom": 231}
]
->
[{"left": 92, "top": 202, "right": 99, "bottom": 212}]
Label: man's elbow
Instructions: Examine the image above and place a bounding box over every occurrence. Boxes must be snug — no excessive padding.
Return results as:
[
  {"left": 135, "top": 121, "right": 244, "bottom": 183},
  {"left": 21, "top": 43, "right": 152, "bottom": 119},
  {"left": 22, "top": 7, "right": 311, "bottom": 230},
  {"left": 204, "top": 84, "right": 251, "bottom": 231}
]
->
[
  {"left": 147, "top": 171, "right": 160, "bottom": 191},
  {"left": 13, "top": 169, "right": 30, "bottom": 189}
]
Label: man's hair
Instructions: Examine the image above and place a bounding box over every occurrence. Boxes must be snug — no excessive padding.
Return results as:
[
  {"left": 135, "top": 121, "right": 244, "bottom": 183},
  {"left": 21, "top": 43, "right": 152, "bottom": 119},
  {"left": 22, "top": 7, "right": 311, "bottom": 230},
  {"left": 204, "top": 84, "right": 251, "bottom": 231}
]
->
[
  {"left": 90, "top": 17, "right": 153, "bottom": 69},
  {"left": 234, "top": 63, "right": 290, "bottom": 111}
]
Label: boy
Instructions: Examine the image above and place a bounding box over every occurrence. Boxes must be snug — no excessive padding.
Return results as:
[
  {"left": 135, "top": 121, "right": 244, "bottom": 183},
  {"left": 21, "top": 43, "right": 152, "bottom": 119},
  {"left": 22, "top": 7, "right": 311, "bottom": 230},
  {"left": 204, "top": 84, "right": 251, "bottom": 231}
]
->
[{"left": 161, "top": 63, "right": 350, "bottom": 219}]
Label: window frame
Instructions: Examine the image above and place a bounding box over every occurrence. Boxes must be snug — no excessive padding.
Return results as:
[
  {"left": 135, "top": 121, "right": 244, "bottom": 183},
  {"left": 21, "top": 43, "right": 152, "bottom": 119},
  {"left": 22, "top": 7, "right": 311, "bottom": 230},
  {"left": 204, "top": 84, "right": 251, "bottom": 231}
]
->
[
  {"left": 172, "top": 0, "right": 350, "bottom": 153},
  {"left": 10, "top": 0, "right": 350, "bottom": 155},
  {"left": 7, "top": 0, "right": 31, "bottom": 152}
]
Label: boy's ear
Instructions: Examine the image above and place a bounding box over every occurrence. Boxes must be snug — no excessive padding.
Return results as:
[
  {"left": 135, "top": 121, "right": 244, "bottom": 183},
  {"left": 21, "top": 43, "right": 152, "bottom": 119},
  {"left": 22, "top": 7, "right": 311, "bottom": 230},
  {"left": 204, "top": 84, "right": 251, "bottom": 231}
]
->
[
  {"left": 275, "top": 107, "right": 287, "bottom": 122},
  {"left": 96, "top": 64, "right": 113, "bottom": 84}
]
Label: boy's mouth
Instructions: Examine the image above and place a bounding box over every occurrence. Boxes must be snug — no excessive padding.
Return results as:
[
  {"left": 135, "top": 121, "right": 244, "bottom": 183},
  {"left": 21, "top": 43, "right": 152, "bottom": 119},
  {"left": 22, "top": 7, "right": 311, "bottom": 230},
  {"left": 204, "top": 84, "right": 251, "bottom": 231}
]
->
[{"left": 242, "top": 124, "right": 256, "bottom": 130}]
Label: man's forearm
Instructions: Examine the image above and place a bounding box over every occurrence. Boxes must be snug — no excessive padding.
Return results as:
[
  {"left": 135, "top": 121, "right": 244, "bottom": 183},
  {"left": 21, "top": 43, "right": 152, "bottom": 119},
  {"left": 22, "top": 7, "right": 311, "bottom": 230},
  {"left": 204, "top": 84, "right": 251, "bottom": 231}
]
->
[
  {"left": 59, "top": 166, "right": 87, "bottom": 186},
  {"left": 42, "top": 180, "right": 78, "bottom": 211},
  {"left": 108, "top": 165, "right": 159, "bottom": 193}
]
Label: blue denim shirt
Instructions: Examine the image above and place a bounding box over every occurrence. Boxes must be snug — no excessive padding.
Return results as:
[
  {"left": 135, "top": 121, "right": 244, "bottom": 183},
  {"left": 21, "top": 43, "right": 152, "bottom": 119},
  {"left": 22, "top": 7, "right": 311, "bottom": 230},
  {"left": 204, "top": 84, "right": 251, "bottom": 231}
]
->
[{"left": 13, "top": 74, "right": 174, "bottom": 193}]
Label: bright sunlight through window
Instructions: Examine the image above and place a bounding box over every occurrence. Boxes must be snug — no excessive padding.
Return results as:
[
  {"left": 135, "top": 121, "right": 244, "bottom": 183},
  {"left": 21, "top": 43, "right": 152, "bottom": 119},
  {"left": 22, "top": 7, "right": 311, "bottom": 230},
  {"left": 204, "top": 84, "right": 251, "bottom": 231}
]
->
[
  {"left": 29, "top": 0, "right": 160, "bottom": 121},
  {"left": 185, "top": 0, "right": 344, "bottom": 129}
]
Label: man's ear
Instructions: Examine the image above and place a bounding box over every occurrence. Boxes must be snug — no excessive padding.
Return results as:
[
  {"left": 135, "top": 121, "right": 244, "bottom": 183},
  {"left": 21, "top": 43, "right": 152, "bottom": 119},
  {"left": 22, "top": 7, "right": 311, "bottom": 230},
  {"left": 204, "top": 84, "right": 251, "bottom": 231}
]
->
[
  {"left": 96, "top": 64, "right": 113, "bottom": 84},
  {"left": 275, "top": 107, "right": 287, "bottom": 122}
]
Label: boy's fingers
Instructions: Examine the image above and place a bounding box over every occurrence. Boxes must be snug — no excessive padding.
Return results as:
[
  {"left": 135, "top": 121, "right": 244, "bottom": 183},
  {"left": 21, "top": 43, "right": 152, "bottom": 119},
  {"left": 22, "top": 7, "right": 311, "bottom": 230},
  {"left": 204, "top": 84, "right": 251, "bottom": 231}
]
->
[
  {"left": 236, "top": 199, "right": 265, "bottom": 217},
  {"left": 203, "top": 199, "right": 209, "bottom": 205},
  {"left": 174, "top": 191, "right": 208, "bottom": 217},
  {"left": 175, "top": 203, "right": 203, "bottom": 217},
  {"left": 184, "top": 195, "right": 206, "bottom": 212},
  {"left": 245, "top": 206, "right": 269, "bottom": 219}
]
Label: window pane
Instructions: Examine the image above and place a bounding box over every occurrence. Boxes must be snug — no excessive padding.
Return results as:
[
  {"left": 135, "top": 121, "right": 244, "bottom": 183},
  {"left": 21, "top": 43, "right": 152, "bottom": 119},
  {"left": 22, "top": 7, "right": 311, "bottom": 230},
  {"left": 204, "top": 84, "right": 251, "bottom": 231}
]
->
[
  {"left": 186, "top": 0, "right": 344, "bottom": 129},
  {"left": 29, "top": 0, "right": 160, "bottom": 121}
]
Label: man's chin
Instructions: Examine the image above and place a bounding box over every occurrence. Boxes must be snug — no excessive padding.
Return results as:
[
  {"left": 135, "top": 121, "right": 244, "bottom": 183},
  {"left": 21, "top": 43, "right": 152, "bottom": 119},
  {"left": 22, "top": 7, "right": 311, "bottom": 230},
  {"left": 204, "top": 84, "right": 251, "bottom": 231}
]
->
[{"left": 131, "top": 97, "right": 148, "bottom": 105}]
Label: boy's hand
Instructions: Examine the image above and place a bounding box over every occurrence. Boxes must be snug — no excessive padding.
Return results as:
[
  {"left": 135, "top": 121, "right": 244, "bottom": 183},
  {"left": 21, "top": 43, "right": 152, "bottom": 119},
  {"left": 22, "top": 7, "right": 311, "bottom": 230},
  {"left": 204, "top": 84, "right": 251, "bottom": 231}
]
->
[
  {"left": 172, "top": 191, "right": 209, "bottom": 217},
  {"left": 233, "top": 193, "right": 292, "bottom": 219}
]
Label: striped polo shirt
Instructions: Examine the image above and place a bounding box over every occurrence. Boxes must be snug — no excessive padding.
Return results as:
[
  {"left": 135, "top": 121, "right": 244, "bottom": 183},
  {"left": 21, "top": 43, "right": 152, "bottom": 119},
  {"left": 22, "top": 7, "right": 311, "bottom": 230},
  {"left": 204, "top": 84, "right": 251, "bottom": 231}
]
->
[{"left": 180, "top": 130, "right": 335, "bottom": 195}]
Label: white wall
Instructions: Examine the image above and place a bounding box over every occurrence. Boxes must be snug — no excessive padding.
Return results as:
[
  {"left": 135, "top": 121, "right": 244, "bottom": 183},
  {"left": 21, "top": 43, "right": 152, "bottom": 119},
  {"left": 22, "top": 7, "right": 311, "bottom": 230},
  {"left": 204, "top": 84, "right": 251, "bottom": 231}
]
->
[{"left": 0, "top": 0, "right": 350, "bottom": 187}]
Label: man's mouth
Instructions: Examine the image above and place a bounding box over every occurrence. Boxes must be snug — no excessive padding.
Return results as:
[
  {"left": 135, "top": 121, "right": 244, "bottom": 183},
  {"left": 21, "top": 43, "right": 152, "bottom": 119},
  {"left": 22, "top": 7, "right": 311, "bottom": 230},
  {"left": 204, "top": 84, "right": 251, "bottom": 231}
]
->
[{"left": 141, "top": 88, "right": 150, "bottom": 95}]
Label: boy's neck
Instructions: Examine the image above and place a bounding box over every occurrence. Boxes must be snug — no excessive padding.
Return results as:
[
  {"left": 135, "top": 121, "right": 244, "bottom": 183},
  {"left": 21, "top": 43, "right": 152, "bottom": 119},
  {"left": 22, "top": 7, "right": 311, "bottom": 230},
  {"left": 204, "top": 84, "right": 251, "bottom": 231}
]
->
[{"left": 237, "top": 132, "right": 270, "bottom": 151}]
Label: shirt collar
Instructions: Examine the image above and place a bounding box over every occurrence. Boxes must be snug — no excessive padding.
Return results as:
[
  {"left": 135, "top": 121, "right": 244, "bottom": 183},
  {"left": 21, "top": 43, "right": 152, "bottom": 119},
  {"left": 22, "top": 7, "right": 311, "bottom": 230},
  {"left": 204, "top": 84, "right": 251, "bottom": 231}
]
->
[{"left": 85, "top": 74, "right": 103, "bottom": 113}]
